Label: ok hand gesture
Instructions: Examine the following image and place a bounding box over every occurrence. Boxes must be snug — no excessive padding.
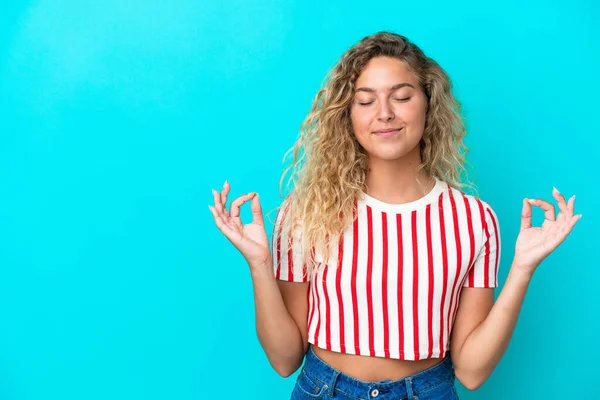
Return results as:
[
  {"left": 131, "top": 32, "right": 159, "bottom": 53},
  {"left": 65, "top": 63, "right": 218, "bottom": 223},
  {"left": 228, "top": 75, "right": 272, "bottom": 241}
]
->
[
  {"left": 513, "top": 187, "right": 581, "bottom": 275},
  {"left": 208, "top": 181, "right": 272, "bottom": 268}
]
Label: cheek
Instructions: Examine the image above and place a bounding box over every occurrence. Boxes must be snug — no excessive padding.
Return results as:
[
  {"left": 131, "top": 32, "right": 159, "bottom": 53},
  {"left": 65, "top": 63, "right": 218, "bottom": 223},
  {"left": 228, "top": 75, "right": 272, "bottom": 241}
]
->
[
  {"left": 350, "top": 108, "right": 372, "bottom": 134},
  {"left": 397, "top": 98, "right": 427, "bottom": 123}
]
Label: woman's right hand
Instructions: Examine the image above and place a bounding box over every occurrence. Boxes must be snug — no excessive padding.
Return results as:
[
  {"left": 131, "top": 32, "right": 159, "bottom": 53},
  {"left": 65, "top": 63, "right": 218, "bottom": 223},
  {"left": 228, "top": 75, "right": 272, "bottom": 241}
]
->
[{"left": 209, "top": 180, "right": 272, "bottom": 269}]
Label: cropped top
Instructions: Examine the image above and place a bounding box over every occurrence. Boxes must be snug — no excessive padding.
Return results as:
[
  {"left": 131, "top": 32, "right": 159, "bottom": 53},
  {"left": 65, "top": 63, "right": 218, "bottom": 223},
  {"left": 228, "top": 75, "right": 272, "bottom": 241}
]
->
[{"left": 271, "top": 178, "right": 501, "bottom": 361}]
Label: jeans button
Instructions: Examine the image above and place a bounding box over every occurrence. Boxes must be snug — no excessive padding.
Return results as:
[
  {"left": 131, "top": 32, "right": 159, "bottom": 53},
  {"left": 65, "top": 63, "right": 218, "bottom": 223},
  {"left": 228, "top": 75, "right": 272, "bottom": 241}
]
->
[{"left": 371, "top": 388, "right": 379, "bottom": 397}]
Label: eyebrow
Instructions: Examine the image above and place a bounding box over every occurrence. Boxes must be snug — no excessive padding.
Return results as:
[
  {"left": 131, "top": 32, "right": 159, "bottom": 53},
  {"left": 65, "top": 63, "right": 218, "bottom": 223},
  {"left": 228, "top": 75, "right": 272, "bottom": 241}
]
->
[{"left": 355, "top": 83, "right": 415, "bottom": 93}]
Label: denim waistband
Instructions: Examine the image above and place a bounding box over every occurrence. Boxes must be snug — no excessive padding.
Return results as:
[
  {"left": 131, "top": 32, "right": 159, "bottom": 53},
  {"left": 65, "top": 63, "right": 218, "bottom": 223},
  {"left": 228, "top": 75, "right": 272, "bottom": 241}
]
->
[{"left": 302, "top": 346, "right": 455, "bottom": 399}]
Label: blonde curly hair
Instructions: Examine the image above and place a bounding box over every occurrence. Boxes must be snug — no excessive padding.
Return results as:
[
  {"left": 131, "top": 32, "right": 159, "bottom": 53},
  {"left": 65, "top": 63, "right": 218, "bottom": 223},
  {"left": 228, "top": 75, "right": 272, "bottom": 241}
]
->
[{"left": 269, "top": 31, "right": 475, "bottom": 279}]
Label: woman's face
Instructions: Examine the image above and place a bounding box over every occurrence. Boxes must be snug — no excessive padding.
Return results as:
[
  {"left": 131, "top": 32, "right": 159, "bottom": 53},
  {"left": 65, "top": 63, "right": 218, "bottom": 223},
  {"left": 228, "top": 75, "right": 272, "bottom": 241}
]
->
[{"left": 350, "top": 56, "right": 428, "bottom": 162}]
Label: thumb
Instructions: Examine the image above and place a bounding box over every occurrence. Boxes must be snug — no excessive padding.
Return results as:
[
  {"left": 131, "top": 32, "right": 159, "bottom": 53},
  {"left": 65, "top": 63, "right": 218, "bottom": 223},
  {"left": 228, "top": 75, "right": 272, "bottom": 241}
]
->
[
  {"left": 520, "top": 198, "right": 532, "bottom": 231},
  {"left": 250, "top": 193, "right": 265, "bottom": 226}
]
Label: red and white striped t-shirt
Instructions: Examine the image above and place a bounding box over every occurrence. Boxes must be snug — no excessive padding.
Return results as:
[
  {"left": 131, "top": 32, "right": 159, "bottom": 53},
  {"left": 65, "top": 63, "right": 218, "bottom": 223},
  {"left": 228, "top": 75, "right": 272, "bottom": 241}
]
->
[{"left": 272, "top": 178, "right": 501, "bottom": 361}]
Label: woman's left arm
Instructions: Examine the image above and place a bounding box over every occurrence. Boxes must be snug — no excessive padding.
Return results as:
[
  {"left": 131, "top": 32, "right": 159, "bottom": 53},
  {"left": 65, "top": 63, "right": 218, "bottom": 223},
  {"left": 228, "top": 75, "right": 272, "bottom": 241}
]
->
[{"left": 450, "top": 188, "right": 581, "bottom": 390}]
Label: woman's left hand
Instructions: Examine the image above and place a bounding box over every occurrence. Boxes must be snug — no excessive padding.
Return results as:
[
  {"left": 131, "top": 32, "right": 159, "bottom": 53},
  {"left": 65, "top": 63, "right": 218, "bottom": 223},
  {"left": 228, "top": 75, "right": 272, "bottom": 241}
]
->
[{"left": 513, "top": 187, "right": 581, "bottom": 276}]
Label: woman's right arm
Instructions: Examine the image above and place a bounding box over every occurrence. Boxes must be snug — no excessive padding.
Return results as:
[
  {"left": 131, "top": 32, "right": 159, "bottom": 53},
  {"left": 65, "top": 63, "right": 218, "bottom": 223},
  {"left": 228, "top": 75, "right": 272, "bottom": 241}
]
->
[
  {"left": 251, "top": 261, "right": 309, "bottom": 377},
  {"left": 209, "top": 181, "right": 308, "bottom": 377}
]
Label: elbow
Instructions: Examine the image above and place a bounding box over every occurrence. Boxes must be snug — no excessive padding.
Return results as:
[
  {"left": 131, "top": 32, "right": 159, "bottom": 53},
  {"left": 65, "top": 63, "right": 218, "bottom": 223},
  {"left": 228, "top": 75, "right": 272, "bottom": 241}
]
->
[
  {"left": 271, "top": 351, "right": 306, "bottom": 378},
  {"left": 276, "top": 368, "right": 297, "bottom": 378},
  {"left": 455, "top": 369, "right": 486, "bottom": 391},
  {"left": 461, "top": 379, "right": 483, "bottom": 391},
  {"left": 273, "top": 361, "right": 302, "bottom": 378},
  {"left": 267, "top": 341, "right": 308, "bottom": 378}
]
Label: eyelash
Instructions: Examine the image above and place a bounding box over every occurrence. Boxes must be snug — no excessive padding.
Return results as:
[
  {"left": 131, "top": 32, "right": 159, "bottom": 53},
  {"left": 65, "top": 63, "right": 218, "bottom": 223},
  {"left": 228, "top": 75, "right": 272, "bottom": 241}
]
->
[{"left": 358, "top": 97, "right": 411, "bottom": 106}]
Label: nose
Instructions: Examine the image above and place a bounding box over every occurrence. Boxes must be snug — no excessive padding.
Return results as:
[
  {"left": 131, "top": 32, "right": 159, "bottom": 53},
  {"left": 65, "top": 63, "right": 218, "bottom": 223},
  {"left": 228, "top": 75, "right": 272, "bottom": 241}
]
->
[{"left": 377, "top": 101, "right": 395, "bottom": 122}]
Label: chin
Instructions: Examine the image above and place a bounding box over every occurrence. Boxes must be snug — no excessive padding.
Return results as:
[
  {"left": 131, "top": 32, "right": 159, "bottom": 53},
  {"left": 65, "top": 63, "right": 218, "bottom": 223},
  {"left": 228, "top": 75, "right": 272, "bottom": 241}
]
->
[{"left": 370, "top": 150, "right": 411, "bottom": 161}]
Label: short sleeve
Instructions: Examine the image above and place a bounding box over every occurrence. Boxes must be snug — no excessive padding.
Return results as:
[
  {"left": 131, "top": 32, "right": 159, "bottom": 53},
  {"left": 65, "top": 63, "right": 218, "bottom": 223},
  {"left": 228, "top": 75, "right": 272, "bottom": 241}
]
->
[
  {"left": 271, "top": 200, "right": 309, "bottom": 282},
  {"left": 463, "top": 202, "right": 501, "bottom": 288}
]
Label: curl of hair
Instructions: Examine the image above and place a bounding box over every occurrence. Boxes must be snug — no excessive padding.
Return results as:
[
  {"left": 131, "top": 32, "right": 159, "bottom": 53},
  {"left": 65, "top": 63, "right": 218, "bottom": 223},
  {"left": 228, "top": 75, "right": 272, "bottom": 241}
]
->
[{"left": 268, "top": 31, "right": 475, "bottom": 279}]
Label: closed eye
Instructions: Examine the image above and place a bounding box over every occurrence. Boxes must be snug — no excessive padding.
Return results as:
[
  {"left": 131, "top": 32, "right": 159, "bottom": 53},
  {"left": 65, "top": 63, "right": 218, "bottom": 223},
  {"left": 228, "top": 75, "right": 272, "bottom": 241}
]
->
[{"left": 358, "top": 97, "right": 411, "bottom": 106}]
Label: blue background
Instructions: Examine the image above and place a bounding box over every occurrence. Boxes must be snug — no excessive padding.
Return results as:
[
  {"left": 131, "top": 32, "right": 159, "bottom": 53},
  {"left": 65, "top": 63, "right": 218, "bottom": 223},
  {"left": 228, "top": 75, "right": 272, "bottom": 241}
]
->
[{"left": 0, "top": 0, "right": 598, "bottom": 398}]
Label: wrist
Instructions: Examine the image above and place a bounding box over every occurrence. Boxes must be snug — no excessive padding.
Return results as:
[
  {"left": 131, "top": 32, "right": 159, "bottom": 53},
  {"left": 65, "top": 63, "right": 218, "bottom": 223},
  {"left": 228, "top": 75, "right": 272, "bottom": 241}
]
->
[
  {"left": 248, "top": 258, "right": 274, "bottom": 279},
  {"left": 509, "top": 263, "right": 535, "bottom": 283}
]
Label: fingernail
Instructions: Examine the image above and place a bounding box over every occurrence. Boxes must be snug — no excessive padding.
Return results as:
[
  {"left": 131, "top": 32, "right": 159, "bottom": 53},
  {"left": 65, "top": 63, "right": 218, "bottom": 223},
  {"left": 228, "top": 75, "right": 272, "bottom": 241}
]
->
[
  {"left": 208, "top": 205, "right": 213, "bottom": 212},
  {"left": 248, "top": 192, "right": 257, "bottom": 198},
  {"left": 223, "top": 180, "right": 228, "bottom": 188},
  {"left": 553, "top": 186, "right": 560, "bottom": 194},
  {"left": 212, "top": 188, "right": 217, "bottom": 195},
  {"left": 527, "top": 198, "right": 536, "bottom": 203}
]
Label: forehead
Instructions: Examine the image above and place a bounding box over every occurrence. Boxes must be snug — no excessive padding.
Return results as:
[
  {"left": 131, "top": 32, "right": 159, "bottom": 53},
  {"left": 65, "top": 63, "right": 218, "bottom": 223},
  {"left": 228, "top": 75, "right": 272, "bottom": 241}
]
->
[{"left": 355, "top": 56, "right": 417, "bottom": 88}]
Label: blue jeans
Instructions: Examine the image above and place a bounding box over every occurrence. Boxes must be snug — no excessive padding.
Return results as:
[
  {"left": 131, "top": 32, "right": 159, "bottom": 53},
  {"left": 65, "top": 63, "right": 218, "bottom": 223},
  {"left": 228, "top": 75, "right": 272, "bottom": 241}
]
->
[{"left": 291, "top": 346, "right": 459, "bottom": 400}]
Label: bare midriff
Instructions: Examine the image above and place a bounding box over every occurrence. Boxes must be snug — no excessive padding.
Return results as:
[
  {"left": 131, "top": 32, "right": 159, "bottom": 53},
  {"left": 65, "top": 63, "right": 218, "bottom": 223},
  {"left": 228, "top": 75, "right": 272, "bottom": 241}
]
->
[{"left": 311, "top": 344, "right": 446, "bottom": 381}]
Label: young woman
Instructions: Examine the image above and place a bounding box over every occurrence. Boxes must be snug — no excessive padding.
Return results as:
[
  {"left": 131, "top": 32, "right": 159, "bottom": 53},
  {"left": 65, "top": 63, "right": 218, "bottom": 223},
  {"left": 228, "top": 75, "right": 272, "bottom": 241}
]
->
[{"left": 209, "top": 32, "right": 580, "bottom": 399}]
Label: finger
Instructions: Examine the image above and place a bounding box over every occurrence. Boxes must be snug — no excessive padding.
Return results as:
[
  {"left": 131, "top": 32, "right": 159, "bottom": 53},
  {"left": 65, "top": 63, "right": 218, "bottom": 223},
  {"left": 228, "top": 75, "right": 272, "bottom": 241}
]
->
[
  {"left": 212, "top": 188, "right": 225, "bottom": 213},
  {"left": 521, "top": 198, "right": 532, "bottom": 230},
  {"left": 211, "top": 189, "right": 242, "bottom": 231},
  {"left": 566, "top": 213, "right": 582, "bottom": 228},
  {"left": 567, "top": 194, "right": 576, "bottom": 216},
  {"left": 209, "top": 200, "right": 235, "bottom": 230},
  {"left": 250, "top": 193, "right": 265, "bottom": 226},
  {"left": 527, "top": 198, "right": 556, "bottom": 221},
  {"left": 209, "top": 205, "right": 232, "bottom": 234},
  {"left": 557, "top": 213, "right": 582, "bottom": 242},
  {"left": 220, "top": 180, "right": 230, "bottom": 215},
  {"left": 230, "top": 193, "right": 256, "bottom": 219},
  {"left": 552, "top": 186, "right": 568, "bottom": 215}
]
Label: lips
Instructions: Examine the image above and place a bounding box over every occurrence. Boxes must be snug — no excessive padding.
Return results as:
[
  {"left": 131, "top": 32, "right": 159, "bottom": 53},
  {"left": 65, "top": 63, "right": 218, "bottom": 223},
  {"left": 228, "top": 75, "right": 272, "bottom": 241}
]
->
[
  {"left": 373, "top": 127, "right": 403, "bottom": 137},
  {"left": 374, "top": 128, "right": 400, "bottom": 133}
]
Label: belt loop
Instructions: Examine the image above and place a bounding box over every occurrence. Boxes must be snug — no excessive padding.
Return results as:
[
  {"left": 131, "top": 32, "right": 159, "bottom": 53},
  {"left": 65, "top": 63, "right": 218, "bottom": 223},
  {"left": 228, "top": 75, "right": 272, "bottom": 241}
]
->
[
  {"left": 405, "top": 376, "right": 414, "bottom": 400},
  {"left": 327, "top": 370, "right": 340, "bottom": 397}
]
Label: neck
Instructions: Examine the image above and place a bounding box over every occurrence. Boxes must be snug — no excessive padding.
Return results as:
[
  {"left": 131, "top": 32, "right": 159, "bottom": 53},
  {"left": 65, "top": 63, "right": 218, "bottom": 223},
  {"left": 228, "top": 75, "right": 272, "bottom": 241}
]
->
[{"left": 365, "top": 147, "right": 435, "bottom": 205}]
